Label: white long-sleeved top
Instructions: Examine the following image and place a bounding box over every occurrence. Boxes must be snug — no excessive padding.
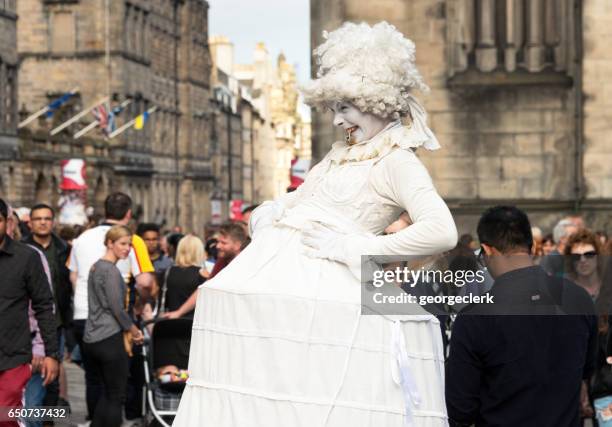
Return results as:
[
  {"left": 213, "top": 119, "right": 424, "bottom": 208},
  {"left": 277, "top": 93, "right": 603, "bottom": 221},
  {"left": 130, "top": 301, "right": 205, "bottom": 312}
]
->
[{"left": 251, "top": 123, "right": 458, "bottom": 270}]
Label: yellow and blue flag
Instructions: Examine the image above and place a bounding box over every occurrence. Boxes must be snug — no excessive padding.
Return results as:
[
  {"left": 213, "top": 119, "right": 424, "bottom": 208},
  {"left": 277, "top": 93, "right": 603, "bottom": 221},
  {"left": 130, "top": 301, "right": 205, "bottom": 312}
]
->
[{"left": 134, "top": 111, "right": 149, "bottom": 130}]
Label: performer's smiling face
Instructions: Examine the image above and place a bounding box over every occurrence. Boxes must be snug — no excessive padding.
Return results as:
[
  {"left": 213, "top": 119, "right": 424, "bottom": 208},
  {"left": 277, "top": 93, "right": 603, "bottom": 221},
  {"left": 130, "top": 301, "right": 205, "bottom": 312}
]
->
[{"left": 329, "top": 101, "right": 391, "bottom": 144}]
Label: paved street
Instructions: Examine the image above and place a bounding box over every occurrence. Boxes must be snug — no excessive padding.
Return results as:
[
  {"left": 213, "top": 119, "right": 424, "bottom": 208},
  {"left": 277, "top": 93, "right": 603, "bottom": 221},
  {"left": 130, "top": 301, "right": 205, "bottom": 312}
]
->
[
  {"left": 59, "top": 359, "right": 595, "bottom": 427},
  {"left": 63, "top": 361, "right": 87, "bottom": 426}
]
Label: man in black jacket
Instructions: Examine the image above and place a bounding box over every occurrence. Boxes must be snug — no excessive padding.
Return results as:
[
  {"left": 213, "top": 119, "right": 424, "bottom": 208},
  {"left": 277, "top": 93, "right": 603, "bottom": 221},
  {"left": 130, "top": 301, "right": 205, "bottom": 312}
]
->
[
  {"left": 446, "top": 206, "right": 597, "bottom": 427},
  {"left": 23, "top": 203, "right": 72, "bottom": 332},
  {"left": 0, "top": 199, "right": 58, "bottom": 421},
  {"left": 22, "top": 203, "right": 72, "bottom": 410}
]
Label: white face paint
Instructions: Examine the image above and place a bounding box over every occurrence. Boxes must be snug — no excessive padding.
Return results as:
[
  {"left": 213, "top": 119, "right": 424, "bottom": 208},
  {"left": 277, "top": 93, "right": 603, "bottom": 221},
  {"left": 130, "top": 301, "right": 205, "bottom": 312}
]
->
[{"left": 329, "top": 101, "right": 392, "bottom": 144}]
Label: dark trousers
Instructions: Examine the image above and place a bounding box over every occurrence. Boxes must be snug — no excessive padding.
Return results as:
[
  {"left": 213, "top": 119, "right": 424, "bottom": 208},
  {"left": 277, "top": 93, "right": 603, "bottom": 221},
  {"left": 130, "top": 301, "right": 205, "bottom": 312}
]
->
[
  {"left": 72, "top": 320, "right": 103, "bottom": 419},
  {"left": 83, "top": 333, "right": 129, "bottom": 427}
]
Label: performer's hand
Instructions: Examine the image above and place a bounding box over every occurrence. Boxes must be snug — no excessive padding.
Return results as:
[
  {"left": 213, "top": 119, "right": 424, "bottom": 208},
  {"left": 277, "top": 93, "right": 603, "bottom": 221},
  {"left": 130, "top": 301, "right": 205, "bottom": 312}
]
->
[
  {"left": 301, "top": 222, "right": 379, "bottom": 280},
  {"left": 301, "top": 222, "right": 343, "bottom": 261},
  {"left": 302, "top": 223, "right": 373, "bottom": 261}
]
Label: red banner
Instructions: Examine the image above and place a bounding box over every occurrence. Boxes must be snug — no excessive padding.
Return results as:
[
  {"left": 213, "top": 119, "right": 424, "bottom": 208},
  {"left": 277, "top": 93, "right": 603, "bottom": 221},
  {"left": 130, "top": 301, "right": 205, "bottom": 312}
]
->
[
  {"left": 60, "top": 159, "right": 87, "bottom": 190},
  {"left": 289, "top": 158, "right": 310, "bottom": 190},
  {"left": 230, "top": 199, "right": 244, "bottom": 221}
]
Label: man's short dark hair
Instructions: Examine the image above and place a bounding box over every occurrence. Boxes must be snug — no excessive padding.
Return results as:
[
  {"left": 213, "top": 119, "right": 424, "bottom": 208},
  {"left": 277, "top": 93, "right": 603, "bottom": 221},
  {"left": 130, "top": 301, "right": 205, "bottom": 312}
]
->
[
  {"left": 136, "top": 222, "right": 160, "bottom": 237},
  {"left": 0, "top": 199, "right": 7, "bottom": 220},
  {"left": 104, "top": 192, "right": 132, "bottom": 220},
  {"left": 219, "top": 222, "right": 250, "bottom": 248},
  {"left": 30, "top": 203, "right": 55, "bottom": 219},
  {"left": 477, "top": 206, "right": 533, "bottom": 253}
]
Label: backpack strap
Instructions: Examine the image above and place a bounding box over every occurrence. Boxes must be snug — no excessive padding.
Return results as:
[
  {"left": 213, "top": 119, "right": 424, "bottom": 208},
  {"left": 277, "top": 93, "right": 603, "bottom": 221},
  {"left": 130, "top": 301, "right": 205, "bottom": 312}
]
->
[{"left": 158, "top": 266, "right": 172, "bottom": 316}]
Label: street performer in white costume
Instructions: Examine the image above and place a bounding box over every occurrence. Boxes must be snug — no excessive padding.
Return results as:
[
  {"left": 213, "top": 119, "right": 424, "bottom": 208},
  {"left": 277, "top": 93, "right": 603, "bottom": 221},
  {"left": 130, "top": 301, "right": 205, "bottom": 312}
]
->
[{"left": 173, "top": 21, "right": 457, "bottom": 427}]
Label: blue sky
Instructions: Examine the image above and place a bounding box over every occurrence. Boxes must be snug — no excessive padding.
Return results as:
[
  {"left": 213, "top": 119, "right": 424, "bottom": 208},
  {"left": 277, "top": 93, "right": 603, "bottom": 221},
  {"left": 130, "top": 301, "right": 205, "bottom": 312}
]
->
[{"left": 208, "top": 0, "right": 311, "bottom": 84}]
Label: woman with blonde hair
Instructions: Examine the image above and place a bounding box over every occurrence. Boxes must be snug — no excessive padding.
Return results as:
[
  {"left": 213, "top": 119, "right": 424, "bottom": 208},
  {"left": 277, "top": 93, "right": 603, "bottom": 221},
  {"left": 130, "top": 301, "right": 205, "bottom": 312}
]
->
[
  {"left": 83, "top": 225, "right": 144, "bottom": 427},
  {"left": 160, "top": 235, "right": 208, "bottom": 318}
]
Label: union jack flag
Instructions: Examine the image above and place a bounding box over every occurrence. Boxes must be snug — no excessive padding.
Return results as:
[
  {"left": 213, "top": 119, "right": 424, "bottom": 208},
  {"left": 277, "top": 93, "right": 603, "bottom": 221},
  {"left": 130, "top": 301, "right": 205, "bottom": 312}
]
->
[
  {"left": 91, "top": 102, "right": 127, "bottom": 136},
  {"left": 91, "top": 103, "right": 109, "bottom": 133}
]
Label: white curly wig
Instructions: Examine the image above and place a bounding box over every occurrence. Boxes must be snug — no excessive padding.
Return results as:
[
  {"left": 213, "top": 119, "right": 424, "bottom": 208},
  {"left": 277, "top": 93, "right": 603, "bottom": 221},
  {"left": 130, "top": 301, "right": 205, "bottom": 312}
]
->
[{"left": 301, "top": 21, "right": 429, "bottom": 119}]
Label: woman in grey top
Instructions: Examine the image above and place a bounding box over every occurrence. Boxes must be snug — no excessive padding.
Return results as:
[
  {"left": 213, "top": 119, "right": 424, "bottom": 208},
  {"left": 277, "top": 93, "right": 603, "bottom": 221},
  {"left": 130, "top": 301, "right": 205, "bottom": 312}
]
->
[{"left": 83, "top": 225, "right": 144, "bottom": 427}]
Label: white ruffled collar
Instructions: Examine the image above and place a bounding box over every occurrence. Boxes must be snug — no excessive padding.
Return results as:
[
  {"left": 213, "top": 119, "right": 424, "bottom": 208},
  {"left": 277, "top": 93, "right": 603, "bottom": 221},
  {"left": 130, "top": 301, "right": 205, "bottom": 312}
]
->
[{"left": 328, "top": 117, "right": 441, "bottom": 165}]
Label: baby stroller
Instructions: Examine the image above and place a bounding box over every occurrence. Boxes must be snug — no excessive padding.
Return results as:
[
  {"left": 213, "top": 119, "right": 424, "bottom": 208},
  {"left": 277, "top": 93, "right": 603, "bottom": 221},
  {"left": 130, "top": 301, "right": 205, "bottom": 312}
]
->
[{"left": 141, "top": 318, "right": 192, "bottom": 427}]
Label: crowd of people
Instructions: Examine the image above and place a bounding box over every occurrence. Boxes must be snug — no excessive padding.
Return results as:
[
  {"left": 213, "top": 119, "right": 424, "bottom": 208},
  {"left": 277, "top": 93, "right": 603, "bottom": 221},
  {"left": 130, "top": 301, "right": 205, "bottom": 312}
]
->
[
  {"left": 0, "top": 192, "right": 250, "bottom": 427},
  {"left": 426, "top": 212, "right": 612, "bottom": 426},
  {"left": 2, "top": 189, "right": 612, "bottom": 426}
]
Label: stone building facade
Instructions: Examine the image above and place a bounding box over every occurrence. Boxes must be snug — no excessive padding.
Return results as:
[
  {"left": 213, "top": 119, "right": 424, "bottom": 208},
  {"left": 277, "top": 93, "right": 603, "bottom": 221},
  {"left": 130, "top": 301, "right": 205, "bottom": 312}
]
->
[
  {"left": 310, "top": 0, "right": 612, "bottom": 233},
  {"left": 0, "top": 0, "right": 19, "bottom": 200},
  {"left": 211, "top": 37, "right": 310, "bottom": 204},
  {"left": 208, "top": 36, "right": 263, "bottom": 220},
  {"left": 8, "top": 0, "right": 212, "bottom": 233}
]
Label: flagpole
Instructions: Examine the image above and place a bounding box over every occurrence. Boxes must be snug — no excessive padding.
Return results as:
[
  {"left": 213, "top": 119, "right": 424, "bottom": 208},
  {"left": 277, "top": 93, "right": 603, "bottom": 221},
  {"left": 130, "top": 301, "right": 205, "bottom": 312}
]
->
[
  {"left": 50, "top": 96, "right": 109, "bottom": 136},
  {"left": 18, "top": 86, "right": 79, "bottom": 129},
  {"left": 73, "top": 121, "right": 99, "bottom": 140},
  {"left": 105, "top": 0, "right": 111, "bottom": 101},
  {"left": 73, "top": 99, "right": 132, "bottom": 139},
  {"left": 108, "top": 105, "right": 157, "bottom": 139}
]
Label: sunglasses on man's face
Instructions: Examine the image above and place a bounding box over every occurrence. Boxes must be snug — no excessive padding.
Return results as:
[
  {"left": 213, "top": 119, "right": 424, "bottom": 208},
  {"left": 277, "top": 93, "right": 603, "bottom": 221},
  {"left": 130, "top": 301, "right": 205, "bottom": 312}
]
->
[{"left": 570, "top": 251, "right": 597, "bottom": 262}]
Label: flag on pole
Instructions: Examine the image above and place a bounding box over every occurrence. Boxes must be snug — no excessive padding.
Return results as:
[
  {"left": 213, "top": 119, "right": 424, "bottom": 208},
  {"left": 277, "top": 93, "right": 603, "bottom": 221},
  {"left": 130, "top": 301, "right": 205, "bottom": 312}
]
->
[
  {"left": 108, "top": 106, "right": 157, "bottom": 139},
  {"left": 91, "top": 101, "right": 129, "bottom": 135},
  {"left": 18, "top": 86, "right": 79, "bottom": 128},
  {"left": 134, "top": 111, "right": 150, "bottom": 130},
  {"left": 91, "top": 103, "right": 109, "bottom": 131},
  {"left": 106, "top": 103, "right": 128, "bottom": 134},
  {"left": 50, "top": 96, "right": 110, "bottom": 136},
  {"left": 45, "top": 92, "right": 77, "bottom": 117},
  {"left": 73, "top": 99, "right": 131, "bottom": 140}
]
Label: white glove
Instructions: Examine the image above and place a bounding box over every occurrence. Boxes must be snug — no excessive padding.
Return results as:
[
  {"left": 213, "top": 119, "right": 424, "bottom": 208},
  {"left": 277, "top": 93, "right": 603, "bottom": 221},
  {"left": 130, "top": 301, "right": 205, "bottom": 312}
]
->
[
  {"left": 301, "top": 222, "right": 379, "bottom": 278},
  {"left": 248, "top": 200, "right": 286, "bottom": 239}
]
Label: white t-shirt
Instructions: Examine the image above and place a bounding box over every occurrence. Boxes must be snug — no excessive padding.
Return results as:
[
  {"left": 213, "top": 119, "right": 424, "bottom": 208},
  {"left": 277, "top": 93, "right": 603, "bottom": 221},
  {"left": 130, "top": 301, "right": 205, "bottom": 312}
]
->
[{"left": 69, "top": 224, "right": 151, "bottom": 320}]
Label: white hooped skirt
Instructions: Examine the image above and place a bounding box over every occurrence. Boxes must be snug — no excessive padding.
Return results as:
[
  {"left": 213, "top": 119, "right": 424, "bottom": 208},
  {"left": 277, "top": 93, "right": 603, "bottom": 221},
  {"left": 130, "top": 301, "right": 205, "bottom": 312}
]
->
[{"left": 172, "top": 224, "right": 449, "bottom": 427}]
